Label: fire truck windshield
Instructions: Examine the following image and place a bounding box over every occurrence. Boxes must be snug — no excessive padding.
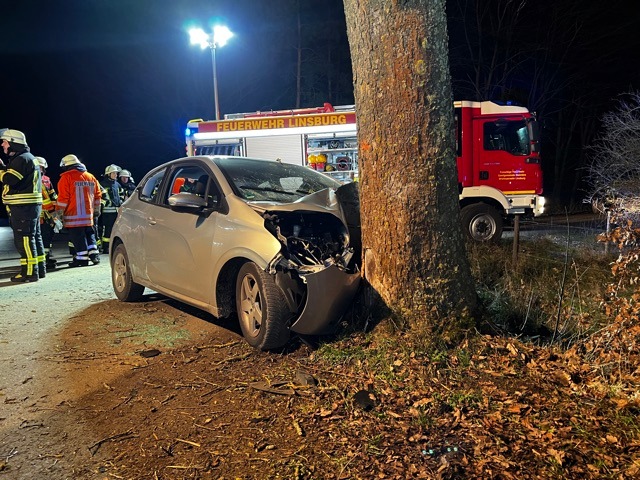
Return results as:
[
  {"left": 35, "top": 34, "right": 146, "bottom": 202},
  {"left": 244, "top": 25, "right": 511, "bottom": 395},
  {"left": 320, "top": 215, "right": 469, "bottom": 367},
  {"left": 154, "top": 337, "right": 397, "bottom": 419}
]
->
[{"left": 483, "top": 119, "right": 532, "bottom": 156}]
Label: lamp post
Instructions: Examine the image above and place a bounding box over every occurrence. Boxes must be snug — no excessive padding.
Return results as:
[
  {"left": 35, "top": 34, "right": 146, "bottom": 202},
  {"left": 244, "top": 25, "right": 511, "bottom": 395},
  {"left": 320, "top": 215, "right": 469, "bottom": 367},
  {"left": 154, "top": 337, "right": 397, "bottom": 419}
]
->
[{"left": 189, "top": 25, "right": 233, "bottom": 120}]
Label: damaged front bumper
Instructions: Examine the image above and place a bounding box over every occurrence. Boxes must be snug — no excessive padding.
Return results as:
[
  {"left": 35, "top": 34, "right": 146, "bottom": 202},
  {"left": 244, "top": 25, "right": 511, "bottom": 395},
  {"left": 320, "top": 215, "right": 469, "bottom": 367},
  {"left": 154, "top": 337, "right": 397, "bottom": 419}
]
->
[
  {"left": 257, "top": 182, "right": 362, "bottom": 336},
  {"left": 289, "top": 265, "right": 361, "bottom": 335}
]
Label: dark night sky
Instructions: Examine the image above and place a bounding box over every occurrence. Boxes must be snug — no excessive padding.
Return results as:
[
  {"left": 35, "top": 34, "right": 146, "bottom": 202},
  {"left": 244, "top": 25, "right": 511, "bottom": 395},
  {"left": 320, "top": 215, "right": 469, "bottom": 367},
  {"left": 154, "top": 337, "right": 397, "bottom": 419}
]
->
[
  {"left": 1, "top": 0, "right": 639, "bottom": 191},
  {"left": 0, "top": 0, "right": 350, "bottom": 183}
]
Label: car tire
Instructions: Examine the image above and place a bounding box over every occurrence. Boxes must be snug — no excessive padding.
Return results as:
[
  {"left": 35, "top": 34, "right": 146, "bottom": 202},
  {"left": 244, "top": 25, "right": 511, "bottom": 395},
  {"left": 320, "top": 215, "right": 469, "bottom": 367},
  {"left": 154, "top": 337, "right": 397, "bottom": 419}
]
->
[
  {"left": 460, "top": 203, "right": 503, "bottom": 243},
  {"left": 112, "top": 243, "right": 145, "bottom": 302},
  {"left": 236, "top": 262, "right": 291, "bottom": 350}
]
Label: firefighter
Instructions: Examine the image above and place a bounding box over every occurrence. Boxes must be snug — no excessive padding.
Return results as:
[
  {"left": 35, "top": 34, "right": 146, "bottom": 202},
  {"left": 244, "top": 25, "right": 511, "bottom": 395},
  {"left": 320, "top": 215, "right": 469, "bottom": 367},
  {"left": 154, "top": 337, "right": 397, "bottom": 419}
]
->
[
  {"left": 0, "top": 129, "right": 45, "bottom": 282},
  {"left": 56, "top": 154, "right": 102, "bottom": 267},
  {"left": 68, "top": 181, "right": 106, "bottom": 256},
  {"left": 118, "top": 169, "right": 136, "bottom": 199},
  {"left": 99, "top": 164, "right": 124, "bottom": 254},
  {"left": 35, "top": 156, "right": 61, "bottom": 270}
]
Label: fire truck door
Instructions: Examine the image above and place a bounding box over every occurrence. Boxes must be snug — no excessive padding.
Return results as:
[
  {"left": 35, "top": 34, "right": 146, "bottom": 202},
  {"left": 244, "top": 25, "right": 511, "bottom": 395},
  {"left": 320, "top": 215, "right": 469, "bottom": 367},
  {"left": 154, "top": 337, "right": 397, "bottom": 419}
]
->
[{"left": 475, "top": 118, "right": 537, "bottom": 193}]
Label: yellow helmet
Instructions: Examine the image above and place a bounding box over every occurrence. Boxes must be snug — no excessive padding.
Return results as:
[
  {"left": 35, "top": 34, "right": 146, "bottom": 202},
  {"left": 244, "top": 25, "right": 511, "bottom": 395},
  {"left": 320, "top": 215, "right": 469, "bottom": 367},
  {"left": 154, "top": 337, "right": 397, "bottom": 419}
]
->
[
  {"left": 105, "top": 164, "right": 121, "bottom": 175},
  {"left": 0, "top": 129, "right": 27, "bottom": 145},
  {"left": 60, "top": 154, "right": 81, "bottom": 167}
]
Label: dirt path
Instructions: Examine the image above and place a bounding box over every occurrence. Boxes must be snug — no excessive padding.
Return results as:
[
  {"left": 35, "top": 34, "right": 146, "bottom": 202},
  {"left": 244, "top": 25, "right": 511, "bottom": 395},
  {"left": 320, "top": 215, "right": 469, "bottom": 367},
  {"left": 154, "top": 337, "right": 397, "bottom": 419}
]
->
[{"left": 0, "top": 260, "right": 233, "bottom": 479}]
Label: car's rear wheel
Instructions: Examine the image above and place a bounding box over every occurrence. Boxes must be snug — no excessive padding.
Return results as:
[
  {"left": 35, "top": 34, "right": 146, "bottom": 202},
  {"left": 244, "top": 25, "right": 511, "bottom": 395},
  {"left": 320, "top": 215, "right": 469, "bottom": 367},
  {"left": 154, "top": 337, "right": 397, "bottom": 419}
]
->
[
  {"left": 112, "top": 243, "right": 145, "bottom": 302},
  {"left": 236, "top": 262, "right": 291, "bottom": 350}
]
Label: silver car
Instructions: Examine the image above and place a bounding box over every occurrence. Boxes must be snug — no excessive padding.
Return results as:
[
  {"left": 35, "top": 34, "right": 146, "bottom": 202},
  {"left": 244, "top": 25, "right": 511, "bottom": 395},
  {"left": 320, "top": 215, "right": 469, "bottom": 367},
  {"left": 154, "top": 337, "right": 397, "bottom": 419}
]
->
[{"left": 110, "top": 156, "right": 361, "bottom": 350}]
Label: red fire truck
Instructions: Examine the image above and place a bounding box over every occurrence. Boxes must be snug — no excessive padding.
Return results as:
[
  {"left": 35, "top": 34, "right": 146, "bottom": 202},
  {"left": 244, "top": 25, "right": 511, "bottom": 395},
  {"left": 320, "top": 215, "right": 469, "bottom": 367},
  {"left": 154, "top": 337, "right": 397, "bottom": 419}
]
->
[{"left": 185, "top": 101, "right": 545, "bottom": 242}]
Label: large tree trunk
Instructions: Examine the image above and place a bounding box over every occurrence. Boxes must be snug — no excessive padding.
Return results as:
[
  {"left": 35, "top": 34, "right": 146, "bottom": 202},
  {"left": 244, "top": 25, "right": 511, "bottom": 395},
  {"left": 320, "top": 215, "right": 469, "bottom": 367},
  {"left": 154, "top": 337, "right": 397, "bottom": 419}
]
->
[{"left": 343, "top": 0, "right": 476, "bottom": 336}]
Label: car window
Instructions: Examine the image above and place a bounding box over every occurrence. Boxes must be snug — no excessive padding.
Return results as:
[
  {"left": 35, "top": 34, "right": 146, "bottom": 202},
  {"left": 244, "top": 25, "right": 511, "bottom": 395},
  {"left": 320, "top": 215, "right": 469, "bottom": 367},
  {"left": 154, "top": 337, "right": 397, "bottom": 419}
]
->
[
  {"left": 166, "top": 165, "right": 220, "bottom": 208},
  {"left": 139, "top": 168, "right": 166, "bottom": 203}
]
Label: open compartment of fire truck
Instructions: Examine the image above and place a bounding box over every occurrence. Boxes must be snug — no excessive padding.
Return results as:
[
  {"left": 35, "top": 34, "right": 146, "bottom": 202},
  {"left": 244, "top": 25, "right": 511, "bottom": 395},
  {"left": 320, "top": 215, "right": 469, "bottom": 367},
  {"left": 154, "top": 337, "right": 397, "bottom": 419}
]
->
[{"left": 306, "top": 133, "right": 358, "bottom": 183}]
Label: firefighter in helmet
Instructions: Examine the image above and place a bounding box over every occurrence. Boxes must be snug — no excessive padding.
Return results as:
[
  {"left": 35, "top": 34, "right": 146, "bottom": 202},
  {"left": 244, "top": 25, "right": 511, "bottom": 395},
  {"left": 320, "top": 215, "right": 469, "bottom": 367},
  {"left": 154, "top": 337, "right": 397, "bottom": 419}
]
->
[
  {"left": 99, "top": 164, "right": 124, "bottom": 254},
  {"left": 56, "top": 154, "right": 102, "bottom": 267},
  {"left": 0, "top": 129, "right": 45, "bottom": 282},
  {"left": 34, "top": 156, "right": 61, "bottom": 270},
  {"left": 118, "top": 168, "right": 136, "bottom": 199}
]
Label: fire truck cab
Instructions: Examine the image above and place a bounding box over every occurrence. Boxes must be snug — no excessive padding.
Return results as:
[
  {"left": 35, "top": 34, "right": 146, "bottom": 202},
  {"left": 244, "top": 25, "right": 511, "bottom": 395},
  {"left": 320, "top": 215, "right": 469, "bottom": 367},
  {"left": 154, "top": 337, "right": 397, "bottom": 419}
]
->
[
  {"left": 455, "top": 100, "right": 545, "bottom": 241},
  {"left": 185, "top": 101, "right": 545, "bottom": 242}
]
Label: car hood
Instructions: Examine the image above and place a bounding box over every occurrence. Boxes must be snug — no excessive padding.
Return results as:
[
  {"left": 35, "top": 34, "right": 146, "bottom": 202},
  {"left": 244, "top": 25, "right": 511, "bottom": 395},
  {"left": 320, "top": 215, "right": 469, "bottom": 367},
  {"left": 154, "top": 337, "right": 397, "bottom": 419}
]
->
[
  {"left": 248, "top": 187, "right": 344, "bottom": 219},
  {"left": 248, "top": 182, "right": 362, "bottom": 260}
]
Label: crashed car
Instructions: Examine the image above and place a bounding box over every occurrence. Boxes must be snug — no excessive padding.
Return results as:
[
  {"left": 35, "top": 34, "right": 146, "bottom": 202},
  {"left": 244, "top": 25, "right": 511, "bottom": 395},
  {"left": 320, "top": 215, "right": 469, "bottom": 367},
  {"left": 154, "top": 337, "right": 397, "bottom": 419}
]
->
[{"left": 109, "top": 156, "right": 361, "bottom": 350}]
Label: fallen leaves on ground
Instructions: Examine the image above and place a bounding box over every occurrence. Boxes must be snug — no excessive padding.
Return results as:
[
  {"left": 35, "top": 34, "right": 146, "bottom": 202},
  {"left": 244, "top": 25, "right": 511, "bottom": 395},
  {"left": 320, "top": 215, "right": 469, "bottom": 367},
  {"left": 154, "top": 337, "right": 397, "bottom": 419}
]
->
[{"left": 70, "top": 311, "right": 639, "bottom": 480}]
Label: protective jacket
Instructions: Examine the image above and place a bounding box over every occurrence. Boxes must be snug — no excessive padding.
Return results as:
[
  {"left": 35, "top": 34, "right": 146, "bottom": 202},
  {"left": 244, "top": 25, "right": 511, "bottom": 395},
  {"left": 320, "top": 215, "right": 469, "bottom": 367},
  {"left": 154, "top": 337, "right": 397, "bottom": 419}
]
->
[
  {"left": 0, "top": 146, "right": 42, "bottom": 206},
  {"left": 121, "top": 180, "right": 136, "bottom": 199},
  {"left": 56, "top": 164, "right": 102, "bottom": 228},
  {"left": 40, "top": 174, "right": 58, "bottom": 225},
  {"left": 99, "top": 177, "right": 123, "bottom": 214}
]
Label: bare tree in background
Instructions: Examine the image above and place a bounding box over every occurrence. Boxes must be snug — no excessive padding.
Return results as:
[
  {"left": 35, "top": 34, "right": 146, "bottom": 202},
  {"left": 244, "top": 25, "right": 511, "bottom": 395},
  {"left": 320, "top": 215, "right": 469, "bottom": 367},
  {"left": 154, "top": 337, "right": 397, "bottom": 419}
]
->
[
  {"left": 447, "top": 0, "right": 528, "bottom": 101},
  {"left": 586, "top": 92, "right": 640, "bottom": 219},
  {"left": 342, "top": 0, "right": 476, "bottom": 338}
]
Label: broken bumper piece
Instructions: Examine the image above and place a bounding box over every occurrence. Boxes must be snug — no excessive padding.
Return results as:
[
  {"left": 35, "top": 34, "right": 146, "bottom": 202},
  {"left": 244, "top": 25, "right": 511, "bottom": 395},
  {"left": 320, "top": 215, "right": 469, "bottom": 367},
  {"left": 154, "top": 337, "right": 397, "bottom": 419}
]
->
[{"left": 289, "top": 264, "right": 361, "bottom": 335}]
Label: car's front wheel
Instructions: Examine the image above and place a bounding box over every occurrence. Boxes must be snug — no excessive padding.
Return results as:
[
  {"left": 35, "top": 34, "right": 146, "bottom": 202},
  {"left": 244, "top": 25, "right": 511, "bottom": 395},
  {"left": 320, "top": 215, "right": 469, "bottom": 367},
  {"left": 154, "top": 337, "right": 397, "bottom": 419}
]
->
[
  {"left": 236, "top": 262, "right": 291, "bottom": 350},
  {"left": 112, "top": 243, "right": 145, "bottom": 302}
]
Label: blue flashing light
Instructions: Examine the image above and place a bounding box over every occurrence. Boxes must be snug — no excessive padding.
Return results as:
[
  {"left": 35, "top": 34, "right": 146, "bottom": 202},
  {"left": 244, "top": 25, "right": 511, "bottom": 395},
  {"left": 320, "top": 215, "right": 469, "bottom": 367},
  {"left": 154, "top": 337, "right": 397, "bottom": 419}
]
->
[
  {"left": 185, "top": 127, "right": 192, "bottom": 137},
  {"left": 493, "top": 99, "right": 522, "bottom": 107}
]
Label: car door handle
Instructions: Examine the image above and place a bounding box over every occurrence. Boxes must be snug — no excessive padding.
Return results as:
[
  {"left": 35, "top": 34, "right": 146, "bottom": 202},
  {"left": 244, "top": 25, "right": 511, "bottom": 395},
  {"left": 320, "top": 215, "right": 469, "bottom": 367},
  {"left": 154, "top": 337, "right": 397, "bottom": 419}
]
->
[{"left": 147, "top": 217, "right": 157, "bottom": 225}]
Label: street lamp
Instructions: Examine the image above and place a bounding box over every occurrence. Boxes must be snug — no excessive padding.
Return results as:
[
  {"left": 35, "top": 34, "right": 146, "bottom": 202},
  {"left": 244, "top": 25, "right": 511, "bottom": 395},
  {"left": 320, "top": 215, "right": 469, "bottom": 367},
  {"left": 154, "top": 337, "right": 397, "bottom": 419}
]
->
[{"left": 189, "top": 25, "right": 233, "bottom": 120}]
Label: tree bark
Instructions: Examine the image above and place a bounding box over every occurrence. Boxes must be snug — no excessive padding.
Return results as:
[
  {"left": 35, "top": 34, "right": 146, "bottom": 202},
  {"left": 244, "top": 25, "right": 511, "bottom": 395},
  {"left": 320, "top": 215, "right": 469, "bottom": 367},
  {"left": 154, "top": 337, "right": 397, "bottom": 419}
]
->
[{"left": 343, "top": 0, "right": 476, "bottom": 337}]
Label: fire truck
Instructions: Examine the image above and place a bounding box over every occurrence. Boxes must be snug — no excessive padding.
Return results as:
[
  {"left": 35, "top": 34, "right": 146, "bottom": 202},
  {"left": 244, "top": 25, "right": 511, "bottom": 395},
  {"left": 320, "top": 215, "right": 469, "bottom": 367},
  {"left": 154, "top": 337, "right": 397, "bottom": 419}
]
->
[{"left": 185, "top": 101, "right": 545, "bottom": 242}]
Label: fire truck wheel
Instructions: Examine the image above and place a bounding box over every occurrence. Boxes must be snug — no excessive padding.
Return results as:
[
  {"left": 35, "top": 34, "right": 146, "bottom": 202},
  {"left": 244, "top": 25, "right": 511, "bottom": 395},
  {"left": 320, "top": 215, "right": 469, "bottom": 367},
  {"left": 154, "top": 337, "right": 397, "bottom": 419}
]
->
[
  {"left": 236, "top": 262, "right": 291, "bottom": 351},
  {"left": 460, "top": 203, "right": 503, "bottom": 243},
  {"left": 112, "top": 243, "right": 145, "bottom": 301}
]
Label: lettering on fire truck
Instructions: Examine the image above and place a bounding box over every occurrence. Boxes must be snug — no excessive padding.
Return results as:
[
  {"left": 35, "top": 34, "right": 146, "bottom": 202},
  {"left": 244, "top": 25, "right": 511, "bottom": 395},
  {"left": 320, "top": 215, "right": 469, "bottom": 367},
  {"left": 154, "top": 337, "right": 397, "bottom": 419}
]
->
[
  {"left": 497, "top": 169, "right": 527, "bottom": 181},
  {"left": 198, "top": 112, "right": 357, "bottom": 133}
]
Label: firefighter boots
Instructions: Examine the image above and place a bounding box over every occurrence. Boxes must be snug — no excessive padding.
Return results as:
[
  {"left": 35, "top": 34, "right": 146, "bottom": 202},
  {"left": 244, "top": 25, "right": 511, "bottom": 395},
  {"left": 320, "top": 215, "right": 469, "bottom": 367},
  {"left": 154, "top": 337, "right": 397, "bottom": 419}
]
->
[
  {"left": 89, "top": 253, "right": 101, "bottom": 265},
  {"left": 68, "top": 259, "right": 90, "bottom": 268},
  {"left": 11, "top": 267, "right": 38, "bottom": 283},
  {"left": 46, "top": 253, "right": 58, "bottom": 270},
  {"left": 38, "top": 262, "right": 46, "bottom": 279}
]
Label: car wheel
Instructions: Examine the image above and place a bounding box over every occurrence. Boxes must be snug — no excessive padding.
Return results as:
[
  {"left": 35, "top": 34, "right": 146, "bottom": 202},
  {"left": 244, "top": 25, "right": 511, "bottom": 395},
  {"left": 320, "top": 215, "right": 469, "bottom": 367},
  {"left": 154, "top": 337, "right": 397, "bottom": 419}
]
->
[
  {"left": 460, "top": 203, "right": 503, "bottom": 243},
  {"left": 112, "top": 243, "right": 145, "bottom": 302},
  {"left": 236, "top": 262, "right": 291, "bottom": 350}
]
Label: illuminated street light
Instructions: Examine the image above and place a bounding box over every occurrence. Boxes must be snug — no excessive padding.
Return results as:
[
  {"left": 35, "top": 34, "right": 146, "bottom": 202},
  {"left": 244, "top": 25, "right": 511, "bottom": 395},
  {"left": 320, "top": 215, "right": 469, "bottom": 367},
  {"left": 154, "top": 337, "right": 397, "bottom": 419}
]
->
[{"left": 189, "top": 25, "right": 233, "bottom": 120}]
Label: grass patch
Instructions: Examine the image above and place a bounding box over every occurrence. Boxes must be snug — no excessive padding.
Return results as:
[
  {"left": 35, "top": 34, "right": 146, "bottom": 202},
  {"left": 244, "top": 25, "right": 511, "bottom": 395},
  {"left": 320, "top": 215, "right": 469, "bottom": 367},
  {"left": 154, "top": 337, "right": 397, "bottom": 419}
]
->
[{"left": 469, "top": 238, "right": 614, "bottom": 344}]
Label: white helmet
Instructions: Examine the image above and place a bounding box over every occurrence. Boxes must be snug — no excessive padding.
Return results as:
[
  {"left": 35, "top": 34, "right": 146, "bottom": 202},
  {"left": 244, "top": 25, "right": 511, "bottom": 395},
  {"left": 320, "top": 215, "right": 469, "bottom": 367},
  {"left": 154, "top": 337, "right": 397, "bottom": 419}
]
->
[
  {"left": 105, "top": 164, "right": 121, "bottom": 175},
  {"left": 60, "top": 154, "right": 81, "bottom": 167},
  {"left": 0, "top": 129, "right": 27, "bottom": 145},
  {"left": 119, "top": 169, "right": 131, "bottom": 178},
  {"left": 34, "top": 156, "right": 48, "bottom": 169}
]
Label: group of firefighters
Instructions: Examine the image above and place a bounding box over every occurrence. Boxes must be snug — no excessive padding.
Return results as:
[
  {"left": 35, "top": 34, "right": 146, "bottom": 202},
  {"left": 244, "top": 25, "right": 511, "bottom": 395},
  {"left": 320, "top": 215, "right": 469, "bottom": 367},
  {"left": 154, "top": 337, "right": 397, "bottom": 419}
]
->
[{"left": 0, "top": 128, "right": 135, "bottom": 283}]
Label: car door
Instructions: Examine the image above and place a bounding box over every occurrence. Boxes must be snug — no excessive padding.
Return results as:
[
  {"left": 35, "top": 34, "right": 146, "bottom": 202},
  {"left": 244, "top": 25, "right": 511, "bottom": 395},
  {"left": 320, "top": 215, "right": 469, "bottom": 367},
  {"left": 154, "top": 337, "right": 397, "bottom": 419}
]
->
[{"left": 142, "top": 163, "right": 222, "bottom": 304}]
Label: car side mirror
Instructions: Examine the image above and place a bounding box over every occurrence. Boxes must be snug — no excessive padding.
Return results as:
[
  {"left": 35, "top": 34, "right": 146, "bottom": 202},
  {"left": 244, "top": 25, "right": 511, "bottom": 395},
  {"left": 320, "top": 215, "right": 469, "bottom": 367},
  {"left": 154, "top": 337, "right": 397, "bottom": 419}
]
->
[{"left": 168, "top": 192, "right": 207, "bottom": 212}]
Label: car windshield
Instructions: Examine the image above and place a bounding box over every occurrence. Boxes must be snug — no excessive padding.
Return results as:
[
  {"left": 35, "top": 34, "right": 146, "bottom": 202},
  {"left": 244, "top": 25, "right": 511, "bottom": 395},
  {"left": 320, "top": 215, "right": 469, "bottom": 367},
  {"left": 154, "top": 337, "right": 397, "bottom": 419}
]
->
[{"left": 214, "top": 157, "right": 343, "bottom": 202}]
